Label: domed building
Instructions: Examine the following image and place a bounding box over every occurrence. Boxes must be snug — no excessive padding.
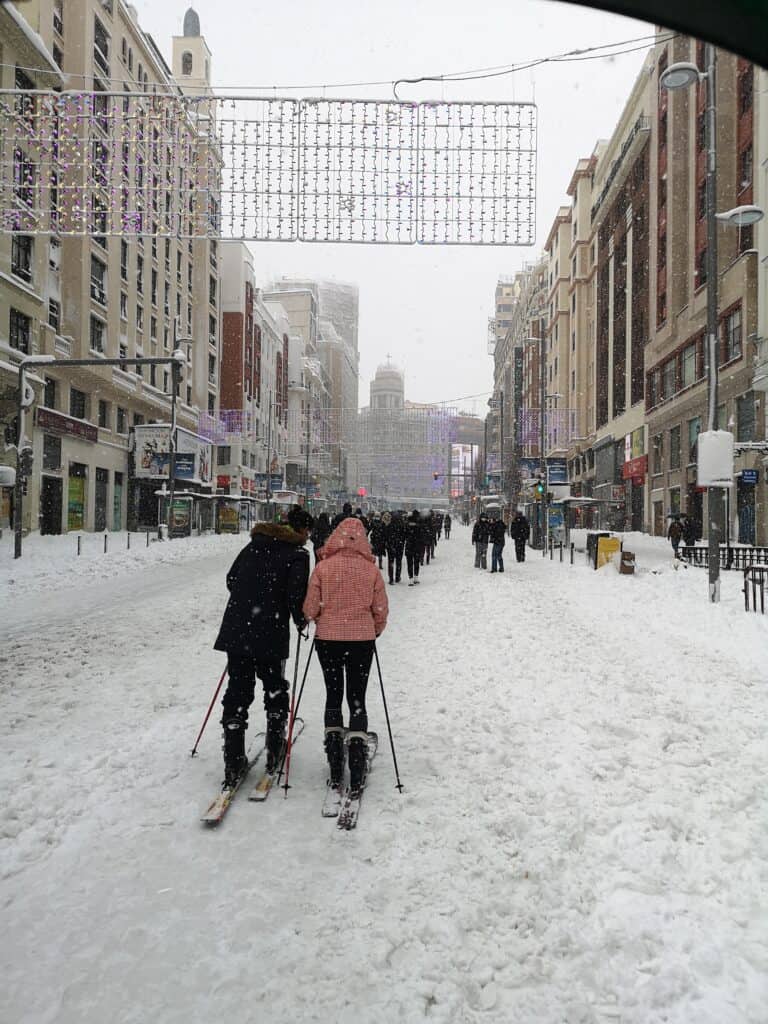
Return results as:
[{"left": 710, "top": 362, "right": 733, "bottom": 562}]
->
[{"left": 370, "top": 361, "right": 404, "bottom": 411}]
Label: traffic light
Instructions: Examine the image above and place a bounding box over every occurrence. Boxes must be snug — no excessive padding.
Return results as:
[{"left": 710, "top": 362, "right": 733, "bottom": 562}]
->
[{"left": 535, "top": 479, "right": 545, "bottom": 497}]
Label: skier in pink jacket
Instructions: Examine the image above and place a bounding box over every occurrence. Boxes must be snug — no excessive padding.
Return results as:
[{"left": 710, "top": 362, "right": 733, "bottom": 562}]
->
[{"left": 303, "top": 517, "right": 389, "bottom": 793}]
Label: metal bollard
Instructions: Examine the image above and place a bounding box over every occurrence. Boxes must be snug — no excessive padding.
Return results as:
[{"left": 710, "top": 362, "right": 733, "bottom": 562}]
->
[
  {"left": 127, "top": 531, "right": 131, "bottom": 550},
  {"left": 77, "top": 535, "right": 81, "bottom": 556},
  {"left": 104, "top": 533, "right": 108, "bottom": 554},
  {"left": 559, "top": 542, "right": 563, "bottom": 562},
  {"left": 146, "top": 529, "right": 150, "bottom": 547},
  {"left": 549, "top": 539, "right": 553, "bottom": 560},
  {"left": 570, "top": 543, "right": 575, "bottom": 565}
]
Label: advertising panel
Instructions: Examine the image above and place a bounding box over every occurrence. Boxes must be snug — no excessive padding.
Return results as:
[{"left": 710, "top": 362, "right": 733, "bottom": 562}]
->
[
  {"left": 546, "top": 458, "right": 568, "bottom": 485},
  {"left": 169, "top": 497, "right": 192, "bottom": 538},
  {"left": 135, "top": 425, "right": 170, "bottom": 478},
  {"left": 217, "top": 501, "right": 240, "bottom": 534},
  {"left": 135, "top": 425, "right": 212, "bottom": 482}
]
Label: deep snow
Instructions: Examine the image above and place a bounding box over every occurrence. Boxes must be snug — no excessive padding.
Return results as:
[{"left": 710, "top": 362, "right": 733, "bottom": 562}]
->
[{"left": 1, "top": 526, "right": 766, "bottom": 1023}]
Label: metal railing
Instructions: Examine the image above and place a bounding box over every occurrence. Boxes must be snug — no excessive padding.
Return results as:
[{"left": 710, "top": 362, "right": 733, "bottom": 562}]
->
[
  {"left": 680, "top": 545, "right": 768, "bottom": 570},
  {"left": 743, "top": 566, "right": 767, "bottom": 613}
]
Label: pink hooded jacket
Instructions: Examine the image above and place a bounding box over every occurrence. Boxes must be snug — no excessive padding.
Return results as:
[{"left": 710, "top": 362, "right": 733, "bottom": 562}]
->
[{"left": 302, "top": 518, "right": 389, "bottom": 641}]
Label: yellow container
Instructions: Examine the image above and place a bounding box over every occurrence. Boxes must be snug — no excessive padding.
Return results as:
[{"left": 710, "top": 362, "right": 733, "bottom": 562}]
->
[{"left": 596, "top": 536, "right": 621, "bottom": 569}]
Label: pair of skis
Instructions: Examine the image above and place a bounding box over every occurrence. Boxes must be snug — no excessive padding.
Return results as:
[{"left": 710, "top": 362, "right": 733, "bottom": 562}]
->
[
  {"left": 322, "top": 732, "right": 378, "bottom": 830},
  {"left": 200, "top": 720, "right": 304, "bottom": 826}
]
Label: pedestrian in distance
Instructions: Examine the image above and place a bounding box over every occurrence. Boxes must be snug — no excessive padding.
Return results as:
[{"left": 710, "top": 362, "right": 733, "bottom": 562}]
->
[
  {"left": 384, "top": 510, "right": 406, "bottom": 584},
  {"left": 213, "top": 505, "right": 313, "bottom": 787},
  {"left": 405, "top": 509, "right": 424, "bottom": 585},
  {"left": 682, "top": 514, "right": 697, "bottom": 547},
  {"left": 355, "top": 507, "right": 370, "bottom": 533},
  {"left": 472, "top": 513, "right": 491, "bottom": 569},
  {"left": 435, "top": 511, "right": 444, "bottom": 540},
  {"left": 310, "top": 511, "right": 332, "bottom": 563},
  {"left": 369, "top": 512, "right": 386, "bottom": 569},
  {"left": 489, "top": 516, "right": 506, "bottom": 573},
  {"left": 668, "top": 516, "right": 683, "bottom": 558},
  {"left": 302, "top": 517, "right": 389, "bottom": 796},
  {"left": 509, "top": 511, "right": 530, "bottom": 563},
  {"left": 444, "top": 513, "right": 452, "bottom": 539},
  {"left": 331, "top": 502, "right": 354, "bottom": 530}
]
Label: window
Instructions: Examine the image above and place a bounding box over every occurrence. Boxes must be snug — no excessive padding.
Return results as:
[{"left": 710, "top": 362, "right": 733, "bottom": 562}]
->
[
  {"left": 217, "top": 446, "right": 231, "bottom": 466},
  {"left": 70, "top": 387, "right": 87, "bottom": 420},
  {"left": 120, "top": 291, "right": 128, "bottom": 320},
  {"left": 98, "top": 400, "right": 110, "bottom": 428},
  {"left": 13, "top": 148, "right": 36, "bottom": 207},
  {"left": 116, "top": 406, "right": 127, "bottom": 433},
  {"left": 134, "top": 413, "right": 144, "bottom": 426},
  {"left": 44, "top": 377, "right": 57, "bottom": 409},
  {"left": 736, "top": 392, "right": 756, "bottom": 442},
  {"left": 722, "top": 307, "right": 742, "bottom": 363},
  {"left": 186, "top": 385, "right": 192, "bottom": 406},
  {"left": 90, "top": 255, "right": 107, "bottom": 304},
  {"left": 739, "top": 145, "right": 753, "bottom": 190},
  {"left": 209, "top": 314, "right": 217, "bottom": 344},
  {"left": 652, "top": 433, "right": 663, "bottom": 475},
  {"left": 53, "top": 0, "right": 64, "bottom": 36},
  {"left": 695, "top": 248, "right": 707, "bottom": 287},
  {"left": 11, "top": 235, "right": 33, "bottom": 282},
  {"left": 662, "top": 359, "right": 675, "bottom": 400},
  {"left": 136, "top": 254, "right": 144, "bottom": 294},
  {"left": 119, "top": 342, "right": 128, "bottom": 369},
  {"left": 9, "top": 308, "right": 31, "bottom": 353},
  {"left": 208, "top": 355, "right": 217, "bottom": 384},
  {"left": 93, "top": 15, "right": 110, "bottom": 76},
  {"left": 151, "top": 269, "right": 158, "bottom": 306},
  {"left": 681, "top": 343, "right": 696, "bottom": 389},
  {"left": 164, "top": 282, "right": 170, "bottom": 315},
  {"left": 182, "top": 51, "right": 193, "bottom": 76},
  {"left": 150, "top": 316, "right": 157, "bottom": 341},
  {"left": 669, "top": 487, "right": 681, "bottom": 516},
  {"left": 120, "top": 240, "right": 128, "bottom": 281},
  {"left": 669, "top": 425, "right": 681, "bottom": 470},
  {"left": 687, "top": 416, "right": 701, "bottom": 464},
  {"left": 738, "top": 66, "right": 753, "bottom": 115},
  {"left": 208, "top": 393, "right": 215, "bottom": 415},
  {"left": 209, "top": 276, "right": 217, "bottom": 306},
  {"left": 90, "top": 316, "right": 105, "bottom": 353},
  {"left": 696, "top": 180, "right": 707, "bottom": 221},
  {"left": 91, "top": 195, "right": 107, "bottom": 247},
  {"left": 136, "top": 305, "right": 144, "bottom": 332},
  {"left": 43, "top": 434, "right": 61, "bottom": 471}
]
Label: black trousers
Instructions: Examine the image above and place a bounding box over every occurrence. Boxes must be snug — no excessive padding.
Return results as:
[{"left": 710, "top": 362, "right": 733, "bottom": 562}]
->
[
  {"left": 316, "top": 639, "right": 375, "bottom": 731},
  {"left": 406, "top": 550, "right": 420, "bottom": 579},
  {"left": 387, "top": 544, "right": 404, "bottom": 582},
  {"left": 221, "top": 653, "right": 288, "bottom": 727},
  {"left": 514, "top": 540, "right": 526, "bottom": 562},
  {"left": 444, "top": 526, "right": 451, "bottom": 539}
]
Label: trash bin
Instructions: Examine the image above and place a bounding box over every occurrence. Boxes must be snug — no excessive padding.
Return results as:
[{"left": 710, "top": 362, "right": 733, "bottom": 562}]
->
[
  {"left": 619, "top": 550, "right": 636, "bottom": 575},
  {"left": 586, "top": 531, "right": 611, "bottom": 568}
]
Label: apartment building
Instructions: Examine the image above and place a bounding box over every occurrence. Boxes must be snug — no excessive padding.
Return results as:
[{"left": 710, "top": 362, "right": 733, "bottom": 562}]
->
[
  {"left": 0, "top": 2, "right": 221, "bottom": 534},
  {"left": 645, "top": 36, "right": 763, "bottom": 544},
  {"left": 0, "top": 2, "right": 64, "bottom": 528}
]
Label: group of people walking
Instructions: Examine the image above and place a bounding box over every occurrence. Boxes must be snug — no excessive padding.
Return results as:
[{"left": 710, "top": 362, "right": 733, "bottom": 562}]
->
[
  {"left": 213, "top": 500, "right": 453, "bottom": 801},
  {"left": 471, "top": 511, "right": 531, "bottom": 572},
  {"left": 667, "top": 513, "right": 700, "bottom": 557}
]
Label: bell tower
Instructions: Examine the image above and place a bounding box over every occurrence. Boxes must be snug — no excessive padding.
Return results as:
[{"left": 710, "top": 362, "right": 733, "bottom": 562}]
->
[{"left": 172, "top": 6, "right": 213, "bottom": 95}]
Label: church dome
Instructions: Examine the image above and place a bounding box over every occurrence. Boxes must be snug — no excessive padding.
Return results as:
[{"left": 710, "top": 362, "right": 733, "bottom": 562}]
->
[{"left": 183, "top": 7, "right": 201, "bottom": 36}]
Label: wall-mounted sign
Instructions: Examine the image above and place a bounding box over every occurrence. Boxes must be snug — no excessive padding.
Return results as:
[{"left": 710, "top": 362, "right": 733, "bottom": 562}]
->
[
  {"left": 741, "top": 469, "right": 758, "bottom": 485},
  {"left": 37, "top": 407, "right": 98, "bottom": 443}
]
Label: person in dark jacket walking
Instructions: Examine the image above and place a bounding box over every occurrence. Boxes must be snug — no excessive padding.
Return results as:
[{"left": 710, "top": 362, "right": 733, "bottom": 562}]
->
[
  {"left": 405, "top": 509, "right": 424, "bottom": 584},
  {"left": 489, "top": 516, "right": 506, "bottom": 572},
  {"left": 509, "top": 511, "right": 530, "bottom": 562},
  {"left": 472, "top": 513, "right": 491, "bottom": 568},
  {"left": 213, "top": 506, "right": 313, "bottom": 785},
  {"left": 668, "top": 517, "right": 683, "bottom": 557},
  {"left": 310, "top": 512, "right": 332, "bottom": 563},
  {"left": 369, "top": 513, "right": 386, "bottom": 568},
  {"left": 444, "top": 513, "right": 452, "bottom": 539},
  {"left": 331, "top": 502, "right": 354, "bottom": 530},
  {"left": 383, "top": 510, "right": 406, "bottom": 584},
  {"left": 435, "top": 511, "right": 444, "bottom": 539},
  {"left": 681, "top": 515, "right": 697, "bottom": 547}
]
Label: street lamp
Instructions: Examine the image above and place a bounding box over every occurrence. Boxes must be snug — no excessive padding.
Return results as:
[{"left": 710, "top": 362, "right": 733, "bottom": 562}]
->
[{"left": 661, "top": 48, "right": 765, "bottom": 602}]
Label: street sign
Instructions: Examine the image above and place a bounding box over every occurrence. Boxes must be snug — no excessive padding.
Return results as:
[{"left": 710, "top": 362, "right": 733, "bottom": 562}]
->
[{"left": 741, "top": 469, "right": 758, "bottom": 485}]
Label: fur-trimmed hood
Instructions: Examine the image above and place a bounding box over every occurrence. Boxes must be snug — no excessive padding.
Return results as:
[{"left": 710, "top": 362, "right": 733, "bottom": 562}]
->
[{"left": 250, "top": 522, "right": 306, "bottom": 545}]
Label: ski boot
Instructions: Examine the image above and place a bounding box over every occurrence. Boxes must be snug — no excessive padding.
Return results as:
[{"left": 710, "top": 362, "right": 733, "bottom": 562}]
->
[
  {"left": 265, "top": 712, "right": 286, "bottom": 774},
  {"left": 324, "top": 726, "right": 346, "bottom": 789},
  {"left": 222, "top": 716, "right": 247, "bottom": 788},
  {"left": 347, "top": 732, "right": 369, "bottom": 795}
]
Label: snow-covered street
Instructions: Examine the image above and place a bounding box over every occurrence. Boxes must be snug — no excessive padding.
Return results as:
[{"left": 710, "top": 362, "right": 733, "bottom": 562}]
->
[{"left": 1, "top": 527, "right": 767, "bottom": 1024}]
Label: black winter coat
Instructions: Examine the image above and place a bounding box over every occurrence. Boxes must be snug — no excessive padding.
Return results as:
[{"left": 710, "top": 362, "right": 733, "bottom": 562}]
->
[
  {"left": 509, "top": 515, "right": 530, "bottom": 542},
  {"left": 369, "top": 519, "right": 386, "bottom": 555},
  {"left": 213, "top": 523, "right": 309, "bottom": 660},
  {"left": 472, "top": 518, "right": 491, "bottom": 544},
  {"left": 405, "top": 516, "right": 425, "bottom": 555},
  {"left": 386, "top": 516, "right": 406, "bottom": 550},
  {"left": 489, "top": 518, "right": 506, "bottom": 545}
]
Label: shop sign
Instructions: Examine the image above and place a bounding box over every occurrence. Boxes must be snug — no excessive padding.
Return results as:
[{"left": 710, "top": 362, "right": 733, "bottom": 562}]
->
[
  {"left": 216, "top": 475, "right": 231, "bottom": 489},
  {"left": 621, "top": 454, "right": 648, "bottom": 481},
  {"left": 611, "top": 485, "right": 625, "bottom": 501},
  {"left": 37, "top": 407, "right": 98, "bottom": 443},
  {"left": 741, "top": 469, "right": 758, "bottom": 485},
  {"left": 546, "top": 458, "right": 568, "bottom": 485}
]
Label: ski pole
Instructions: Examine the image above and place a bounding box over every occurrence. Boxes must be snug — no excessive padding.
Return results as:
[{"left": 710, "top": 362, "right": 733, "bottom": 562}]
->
[
  {"left": 282, "top": 637, "right": 315, "bottom": 795},
  {"left": 190, "top": 666, "right": 227, "bottom": 757},
  {"left": 374, "top": 645, "right": 404, "bottom": 793},
  {"left": 282, "top": 631, "right": 303, "bottom": 773}
]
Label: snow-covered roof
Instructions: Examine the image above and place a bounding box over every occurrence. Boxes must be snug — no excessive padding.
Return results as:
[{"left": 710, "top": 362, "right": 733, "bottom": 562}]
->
[{"left": 0, "top": 5, "right": 65, "bottom": 87}]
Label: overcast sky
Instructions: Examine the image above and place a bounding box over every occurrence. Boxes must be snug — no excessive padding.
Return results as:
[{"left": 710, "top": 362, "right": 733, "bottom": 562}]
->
[{"left": 132, "top": 0, "right": 654, "bottom": 415}]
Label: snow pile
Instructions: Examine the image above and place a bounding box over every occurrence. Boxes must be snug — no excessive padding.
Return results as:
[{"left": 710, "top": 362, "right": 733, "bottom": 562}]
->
[{"left": 1, "top": 524, "right": 766, "bottom": 1023}]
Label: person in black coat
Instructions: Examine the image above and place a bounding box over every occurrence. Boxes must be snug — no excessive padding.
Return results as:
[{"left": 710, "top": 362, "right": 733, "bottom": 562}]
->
[
  {"left": 213, "top": 506, "right": 312, "bottom": 785},
  {"left": 385, "top": 510, "right": 406, "bottom": 584},
  {"left": 310, "top": 512, "right": 332, "bottom": 563},
  {"left": 331, "top": 502, "right": 354, "bottom": 530},
  {"left": 444, "top": 513, "right": 452, "bottom": 539},
  {"left": 369, "top": 513, "right": 386, "bottom": 568},
  {"left": 509, "top": 512, "right": 530, "bottom": 562},
  {"left": 405, "top": 510, "right": 424, "bottom": 585},
  {"left": 489, "top": 516, "right": 506, "bottom": 572},
  {"left": 472, "top": 513, "right": 491, "bottom": 569}
]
